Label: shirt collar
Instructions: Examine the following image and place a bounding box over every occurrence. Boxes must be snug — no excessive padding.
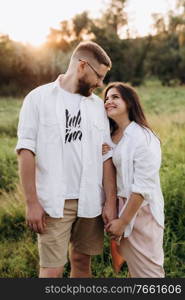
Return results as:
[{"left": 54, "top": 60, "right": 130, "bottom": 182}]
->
[
  {"left": 124, "top": 121, "right": 137, "bottom": 136},
  {"left": 53, "top": 74, "right": 62, "bottom": 89}
]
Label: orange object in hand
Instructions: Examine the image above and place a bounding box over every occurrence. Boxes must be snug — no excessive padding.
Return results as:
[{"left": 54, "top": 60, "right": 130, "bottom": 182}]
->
[{"left": 110, "top": 239, "right": 125, "bottom": 273}]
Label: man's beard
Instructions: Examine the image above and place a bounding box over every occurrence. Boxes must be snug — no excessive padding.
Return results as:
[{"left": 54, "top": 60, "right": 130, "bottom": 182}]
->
[{"left": 76, "top": 77, "right": 96, "bottom": 97}]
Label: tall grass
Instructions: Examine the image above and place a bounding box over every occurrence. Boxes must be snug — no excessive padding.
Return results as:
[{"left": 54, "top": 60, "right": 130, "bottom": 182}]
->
[
  {"left": 0, "top": 137, "right": 18, "bottom": 192},
  {"left": 0, "top": 98, "right": 21, "bottom": 137},
  {"left": 151, "top": 114, "right": 185, "bottom": 278}
]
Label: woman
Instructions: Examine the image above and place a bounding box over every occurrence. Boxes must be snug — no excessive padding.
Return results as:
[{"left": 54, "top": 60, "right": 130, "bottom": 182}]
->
[{"left": 103, "top": 82, "right": 165, "bottom": 278}]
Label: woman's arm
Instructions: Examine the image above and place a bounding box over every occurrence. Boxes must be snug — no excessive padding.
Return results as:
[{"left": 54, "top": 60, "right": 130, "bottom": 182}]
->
[{"left": 106, "top": 193, "right": 144, "bottom": 237}]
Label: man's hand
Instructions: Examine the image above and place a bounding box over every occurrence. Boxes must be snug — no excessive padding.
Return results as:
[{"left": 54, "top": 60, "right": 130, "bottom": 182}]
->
[
  {"left": 26, "top": 200, "right": 46, "bottom": 234},
  {"left": 102, "top": 202, "right": 117, "bottom": 225}
]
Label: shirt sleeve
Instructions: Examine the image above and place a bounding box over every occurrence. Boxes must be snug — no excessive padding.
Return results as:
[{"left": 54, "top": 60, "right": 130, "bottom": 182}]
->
[
  {"left": 15, "top": 92, "right": 39, "bottom": 155},
  {"left": 131, "top": 137, "right": 161, "bottom": 200},
  {"left": 102, "top": 110, "right": 113, "bottom": 162}
]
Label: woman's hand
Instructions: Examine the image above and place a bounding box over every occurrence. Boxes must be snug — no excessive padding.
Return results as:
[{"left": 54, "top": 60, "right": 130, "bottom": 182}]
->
[
  {"left": 105, "top": 218, "right": 125, "bottom": 238},
  {"left": 102, "top": 143, "right": 112, "bottom": 155}
]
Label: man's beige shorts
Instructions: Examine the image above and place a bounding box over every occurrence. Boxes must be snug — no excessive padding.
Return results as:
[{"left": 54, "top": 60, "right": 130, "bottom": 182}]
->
[{"left": 38, "top": 199, "right": 104, "bottom": 268}]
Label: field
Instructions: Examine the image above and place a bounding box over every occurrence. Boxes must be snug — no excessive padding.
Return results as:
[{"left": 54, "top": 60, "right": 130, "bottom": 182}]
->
[{"left": 0, "top": 81, "right": 185, "bottom": 277}]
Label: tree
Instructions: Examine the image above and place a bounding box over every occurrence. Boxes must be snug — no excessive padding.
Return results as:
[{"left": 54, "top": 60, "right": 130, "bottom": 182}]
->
[
  {"left": 46, "top": 21, "right": 71, "bottom": 51},
  {"left": 131, "top": 35, "right": 153, "bottom": 86},
  {"left": 152, "top": 13, "right": 167, "bottom": 35},
  {"left": 72, "top": 11, "right": 92, "bottom": 41},
  {"left": 101, "top": 0, "right": 127, "bottom": 36}
]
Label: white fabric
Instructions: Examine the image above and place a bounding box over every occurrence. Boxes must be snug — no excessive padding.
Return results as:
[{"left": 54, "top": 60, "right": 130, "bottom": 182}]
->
[
  {"left": 61, "top": 88, "right": 82, "bottom": 199},
  {"left": 112, "top": 140, "right": 125, "bottom": 198},
  {"left": 15, "top": 75, "right": 112, "bottom": 218},
  {"left": 111, "top": 121, "right": 164, "bottom": 237},
  {"left": 112, "top": 139, "right": 148, "bottom": 207}
]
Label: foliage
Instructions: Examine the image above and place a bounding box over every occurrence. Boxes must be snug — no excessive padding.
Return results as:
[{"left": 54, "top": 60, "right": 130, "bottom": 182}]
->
[{"left": 1, "top": 0, "right": 185, "bottom": 95}]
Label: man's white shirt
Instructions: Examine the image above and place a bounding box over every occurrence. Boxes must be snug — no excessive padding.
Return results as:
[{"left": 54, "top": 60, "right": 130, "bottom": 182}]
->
[{"left": 16, "top": 76, "right": 112, "bottom": 218}]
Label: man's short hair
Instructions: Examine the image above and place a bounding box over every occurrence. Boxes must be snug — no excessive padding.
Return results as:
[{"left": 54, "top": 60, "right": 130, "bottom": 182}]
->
[{"left": 72, "top": 41, "right": 112, "bottom": 69}]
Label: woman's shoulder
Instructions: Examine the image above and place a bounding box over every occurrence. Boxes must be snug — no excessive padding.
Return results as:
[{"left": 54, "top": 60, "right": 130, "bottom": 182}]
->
[
  {"left": 128, "top": 122, "right": 159, "bottom": 147},
  {"left": 126, "top": 121, "right": 148, "bottom": 139}
]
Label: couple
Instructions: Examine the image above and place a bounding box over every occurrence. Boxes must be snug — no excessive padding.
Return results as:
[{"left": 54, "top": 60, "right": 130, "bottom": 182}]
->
[{"left": 16, "top": 41, "right": 165, "bottom": 278}]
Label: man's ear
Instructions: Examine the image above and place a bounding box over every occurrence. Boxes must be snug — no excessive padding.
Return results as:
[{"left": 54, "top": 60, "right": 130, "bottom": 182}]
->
[{"left": 78, "top": 60, "right": 86, "bottom": 73}]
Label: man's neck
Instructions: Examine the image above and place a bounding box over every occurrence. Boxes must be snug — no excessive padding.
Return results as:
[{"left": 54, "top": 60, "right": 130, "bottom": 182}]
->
[{"left": 59, "top": 73, "right": 78, "bottom": 94}]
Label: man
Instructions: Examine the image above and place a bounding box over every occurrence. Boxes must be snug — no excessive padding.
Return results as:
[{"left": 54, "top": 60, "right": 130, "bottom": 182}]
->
[{"left": 16, "top": 41, "right": 117, "bottom": 278}]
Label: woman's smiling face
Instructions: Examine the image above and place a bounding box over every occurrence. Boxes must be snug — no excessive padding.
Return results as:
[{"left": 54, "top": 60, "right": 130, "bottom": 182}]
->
[{"left": 104, "top": 87, "right": 128, "bottom": 118}]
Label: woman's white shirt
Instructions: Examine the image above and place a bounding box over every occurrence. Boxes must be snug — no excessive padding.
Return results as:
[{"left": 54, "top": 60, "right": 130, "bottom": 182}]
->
[
  {"left": 111, "top": 121, "right": 164, "bottom": 237},
  {"left": 112, "top": 139, "right": 127, "bottom": 198}
]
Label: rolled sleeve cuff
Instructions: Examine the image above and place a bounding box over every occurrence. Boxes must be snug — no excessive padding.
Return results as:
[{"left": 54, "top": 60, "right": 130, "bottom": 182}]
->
[
  {"left": 103, "top": 150, "right": 113, "bottom": 162},
  {"left": 15, "top": 138, "right": 36, "bottom": 155},
  {"left": 131, "top": 184, "right": 151, "bottom": 200}
]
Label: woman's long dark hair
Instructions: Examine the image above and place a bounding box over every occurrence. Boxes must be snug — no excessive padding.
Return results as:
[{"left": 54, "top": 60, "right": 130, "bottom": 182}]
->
[{"left": 103, "top": 82, "right": 156, "bottom": 138}]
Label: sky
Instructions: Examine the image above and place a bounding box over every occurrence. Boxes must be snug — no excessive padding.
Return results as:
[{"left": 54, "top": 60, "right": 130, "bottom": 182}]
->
[{"left": 0, "top": 0, "right": 177, "bottom": 46}]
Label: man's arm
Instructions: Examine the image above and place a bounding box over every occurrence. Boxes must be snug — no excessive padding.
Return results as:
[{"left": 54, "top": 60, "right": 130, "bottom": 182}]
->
[
  {"left": 15, "top": 91, "right": 45, "bottom": 233},
  {"left": 18, "top": 149, "right": 46, "bottom": 234},
  {"left": 102, "top": 158, "right": 117, "bottom": 225}
]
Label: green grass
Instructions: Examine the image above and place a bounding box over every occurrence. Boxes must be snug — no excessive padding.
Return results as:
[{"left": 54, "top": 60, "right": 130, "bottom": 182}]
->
[
  {"left": 0, "top": 80, "right": 185, "bottom": 277},
  {"left": 137, "top": 80, "right": 185, "bottom": 115},
  {"left": 0, "top": 137, "right": 18, "bottom": 192},
  {"left": 0, "top": 98, "right": 22, "bottom": 137}
]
